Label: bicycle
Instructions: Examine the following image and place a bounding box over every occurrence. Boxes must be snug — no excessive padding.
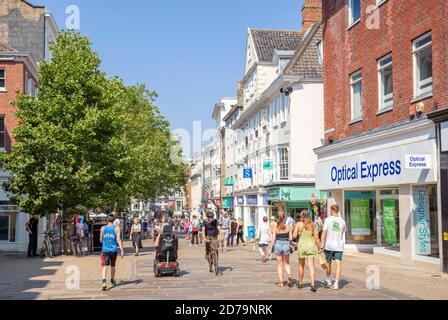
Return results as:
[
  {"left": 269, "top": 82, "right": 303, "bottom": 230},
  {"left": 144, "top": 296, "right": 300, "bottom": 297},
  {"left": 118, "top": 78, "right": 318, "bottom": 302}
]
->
[
  {"left": 40, "top": 231, "right": 57, "bottom": 259},
  {"left": 206, "top": 237, "right": 220, "bottom": 276}
]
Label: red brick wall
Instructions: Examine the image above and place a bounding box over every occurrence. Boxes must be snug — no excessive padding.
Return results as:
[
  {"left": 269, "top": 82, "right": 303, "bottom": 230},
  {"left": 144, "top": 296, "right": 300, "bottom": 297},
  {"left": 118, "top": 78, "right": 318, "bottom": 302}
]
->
[
  {"left": 302, "top": 0, "right": 322, "bottom": 32},
  {"left": 323, "top": 0, "right": 448, "bottom": 143},
  {"left": 0, "top": 61, "right": 24, "bottom": 151}
]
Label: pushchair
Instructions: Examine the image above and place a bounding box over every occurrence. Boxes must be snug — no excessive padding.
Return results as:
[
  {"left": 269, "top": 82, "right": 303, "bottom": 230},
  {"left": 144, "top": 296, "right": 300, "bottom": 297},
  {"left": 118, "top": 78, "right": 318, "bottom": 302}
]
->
[{"left": 154, "top": 225, "right": 180, "bottom": 277}]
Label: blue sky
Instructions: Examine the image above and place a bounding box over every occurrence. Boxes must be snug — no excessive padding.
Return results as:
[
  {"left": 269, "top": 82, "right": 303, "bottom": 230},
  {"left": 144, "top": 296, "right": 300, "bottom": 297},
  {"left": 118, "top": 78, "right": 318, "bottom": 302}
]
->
[{"left": 39, "top": 0, "right": 304, "bottom": 152}]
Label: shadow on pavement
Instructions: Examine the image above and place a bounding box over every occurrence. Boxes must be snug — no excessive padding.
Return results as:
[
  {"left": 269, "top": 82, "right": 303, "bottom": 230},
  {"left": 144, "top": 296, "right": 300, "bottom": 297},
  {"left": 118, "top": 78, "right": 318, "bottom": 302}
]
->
[{"left": 0, "top": 254, "right": 64, "bottom": 300}]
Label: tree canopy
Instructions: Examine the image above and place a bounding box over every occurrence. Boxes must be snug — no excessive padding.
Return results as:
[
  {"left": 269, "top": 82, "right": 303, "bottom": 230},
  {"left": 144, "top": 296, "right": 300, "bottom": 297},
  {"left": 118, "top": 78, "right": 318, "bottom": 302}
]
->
[{"left": 0, "top": 31, "right": 187, "bottom": 216}]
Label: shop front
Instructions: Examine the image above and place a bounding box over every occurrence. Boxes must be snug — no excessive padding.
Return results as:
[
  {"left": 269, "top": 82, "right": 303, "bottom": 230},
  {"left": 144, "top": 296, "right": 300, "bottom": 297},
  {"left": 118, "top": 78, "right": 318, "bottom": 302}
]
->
[
  {"left": 234, "top": 192, "right": 269, "bottom": 239},
  {"left": 315, "top": 119, "right": 442, "bottom": 269},
  {"left": 267, "top": 185, "right": 326, "bottom": 221}
]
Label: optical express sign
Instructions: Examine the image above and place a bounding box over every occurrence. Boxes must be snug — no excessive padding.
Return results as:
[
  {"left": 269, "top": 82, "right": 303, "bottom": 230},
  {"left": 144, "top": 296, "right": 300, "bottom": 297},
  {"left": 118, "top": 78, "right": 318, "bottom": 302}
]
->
[{"left": 316, "top": 140, "right": 437, "bottom": 190}]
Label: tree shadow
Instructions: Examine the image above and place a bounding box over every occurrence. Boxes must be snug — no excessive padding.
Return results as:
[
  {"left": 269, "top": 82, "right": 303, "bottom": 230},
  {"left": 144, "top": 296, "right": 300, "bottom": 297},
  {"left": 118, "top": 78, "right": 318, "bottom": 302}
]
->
[{"left": 0, "top": 254, "right": 63, "bottom": 300}]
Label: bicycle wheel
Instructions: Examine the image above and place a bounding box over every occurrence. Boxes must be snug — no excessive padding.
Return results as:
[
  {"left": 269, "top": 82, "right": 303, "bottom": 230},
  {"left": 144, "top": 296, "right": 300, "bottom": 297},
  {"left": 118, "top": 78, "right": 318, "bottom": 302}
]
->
[{"left": 47, "top": 239, "right": 54, "bottom": 258}]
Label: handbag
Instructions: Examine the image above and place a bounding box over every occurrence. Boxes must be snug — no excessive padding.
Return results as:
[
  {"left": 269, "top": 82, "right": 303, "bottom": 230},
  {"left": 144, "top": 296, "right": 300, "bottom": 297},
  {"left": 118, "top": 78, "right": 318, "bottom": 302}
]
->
[{"left": 319, "top": 251, "right": 327, "bottom": 270}]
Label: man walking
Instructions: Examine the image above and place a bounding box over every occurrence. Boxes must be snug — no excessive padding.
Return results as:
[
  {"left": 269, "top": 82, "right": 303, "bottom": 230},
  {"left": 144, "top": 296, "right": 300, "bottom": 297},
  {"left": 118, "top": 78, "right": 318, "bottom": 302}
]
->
[
  {"left": 218, "top": 210, "right": 231, "bottom": 252},
  {"left": 256, "top": 216, "right": 272, "bottom": 263},
  {"left": 320, "top": 204, "right": 346, "bottom": 290},
  {"left": 25, "top": 215, "right": 39, "bottom": 258},
  {"left": 100, "top": 215, "right": 125, "bottom": 291},
  {"left": 285, "top": 212, "right": 295, "bottom": 230},
  {"left": 190, "top": 215, "right": 200, "bottom": 246}
]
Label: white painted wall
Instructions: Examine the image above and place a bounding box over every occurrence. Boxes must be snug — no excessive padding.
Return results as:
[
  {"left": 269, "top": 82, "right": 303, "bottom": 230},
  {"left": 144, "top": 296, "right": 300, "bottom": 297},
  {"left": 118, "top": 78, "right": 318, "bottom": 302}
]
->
[{"left": 289, "top": 82, "right": 324, "bottom": 183}]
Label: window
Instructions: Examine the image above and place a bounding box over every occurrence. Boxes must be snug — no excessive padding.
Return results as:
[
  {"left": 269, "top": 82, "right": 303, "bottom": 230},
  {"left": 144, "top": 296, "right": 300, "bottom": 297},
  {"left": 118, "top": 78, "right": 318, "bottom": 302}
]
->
[
  {"left": 413, "top": 32, "right": 433, "bottom": 98},
  {"left": 0, "top": 69, "right": 5, "bottom": 90},
  {"left": 0, "top": 116, "right": 5, "bottom": 149},
  {"left": 317, "top": 41, "right": 323, "bottom": 65},
  {"left": 378, "top": 54, "right": 393, "bottom": 111},
  {"left": 0, "top": 216, "right": 9, "bottom": 241},
  {"left": 348, "top": 0, "right": 361, "bottom": 26},
  {"left": 279, "top": 147, "right": 289, "bottom": 180},
  {"left": 350, "top": 71, "right": 363, "bottom": 121}
]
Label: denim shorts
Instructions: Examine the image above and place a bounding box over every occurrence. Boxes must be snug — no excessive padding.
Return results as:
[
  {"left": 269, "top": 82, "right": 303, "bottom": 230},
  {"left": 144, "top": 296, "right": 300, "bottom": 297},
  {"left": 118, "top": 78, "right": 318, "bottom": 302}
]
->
[{"left": 273, "top": 239, "right": 290, "bottom": 256}]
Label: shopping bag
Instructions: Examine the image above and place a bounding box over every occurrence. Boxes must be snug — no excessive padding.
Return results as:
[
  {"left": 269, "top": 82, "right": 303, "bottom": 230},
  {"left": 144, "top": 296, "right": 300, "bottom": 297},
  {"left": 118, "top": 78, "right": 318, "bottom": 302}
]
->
[{"left": 319, "top": 252, "right": 327, "bottom": 270}]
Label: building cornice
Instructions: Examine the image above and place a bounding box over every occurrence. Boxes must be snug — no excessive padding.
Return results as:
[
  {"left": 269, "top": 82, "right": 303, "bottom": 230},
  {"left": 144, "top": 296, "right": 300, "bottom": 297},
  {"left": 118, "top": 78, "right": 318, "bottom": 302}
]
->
[
  {"left": 427, "top": 108, "right": 448, "bottom": 123},
  {"left": 0, "top": 52, "right": 40, "bottom": 80},
  {"left": 314, "top": 118, "right": 435, "bottom": 156}
]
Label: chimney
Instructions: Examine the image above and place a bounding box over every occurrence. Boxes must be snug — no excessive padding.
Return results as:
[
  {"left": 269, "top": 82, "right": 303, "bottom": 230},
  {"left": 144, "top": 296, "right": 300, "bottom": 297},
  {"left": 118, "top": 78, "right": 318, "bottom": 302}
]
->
[
  {"left": 237, "top": 81, "right": 244, "bottom": 106},
  {"left": 301, "top": 0, "right": 322, "bottom": 33}
]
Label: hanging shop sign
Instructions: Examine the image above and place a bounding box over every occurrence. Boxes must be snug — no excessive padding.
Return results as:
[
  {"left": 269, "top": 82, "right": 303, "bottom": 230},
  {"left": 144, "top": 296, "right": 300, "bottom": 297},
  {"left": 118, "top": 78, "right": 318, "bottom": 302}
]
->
[
  {"left": 316, "top": 139, "right": 437, "bottom": 190},
  {"left": 246, "top": 195, "right": 258, "bottom": 205},
  {"left": 413, "top": 187, "right": 431, "bottom": 256},
  {"left": 263, "top": 160, "right": 273, "bottom": 170},
  {"left": 225, "top": 177, "right": 234, "bottom": 186},
  {"left": 383, "top": 199, "right": 398, "bottom": 245},
  {"left": 243, "top": 168, "right": 253, "bottom": 179},
  {"left": 350, "top": 199, "right": 371, "bottom": 236},
  {"left": 237, "top": 196, "right": 244, "bottom": 205}
]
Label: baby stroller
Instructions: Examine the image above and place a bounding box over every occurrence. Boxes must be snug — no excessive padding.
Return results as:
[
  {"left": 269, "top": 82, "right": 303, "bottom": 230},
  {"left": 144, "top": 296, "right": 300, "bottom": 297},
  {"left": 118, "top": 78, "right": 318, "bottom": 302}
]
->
[{"left": 154, "top": 225, "right": 180, "bottom": 277}]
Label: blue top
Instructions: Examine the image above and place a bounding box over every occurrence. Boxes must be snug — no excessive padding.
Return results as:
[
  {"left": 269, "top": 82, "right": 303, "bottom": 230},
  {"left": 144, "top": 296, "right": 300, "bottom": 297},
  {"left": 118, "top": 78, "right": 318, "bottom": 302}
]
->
[{"left": 102, "top": 225, "right": 118, "bottom": 253}]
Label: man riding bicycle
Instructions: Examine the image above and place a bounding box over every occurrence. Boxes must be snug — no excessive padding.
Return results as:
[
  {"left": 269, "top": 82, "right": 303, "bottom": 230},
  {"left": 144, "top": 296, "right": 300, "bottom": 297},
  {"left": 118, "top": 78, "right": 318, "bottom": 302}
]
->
[{"left": 202, "top": 211, "right": 222, "bottom": 266}]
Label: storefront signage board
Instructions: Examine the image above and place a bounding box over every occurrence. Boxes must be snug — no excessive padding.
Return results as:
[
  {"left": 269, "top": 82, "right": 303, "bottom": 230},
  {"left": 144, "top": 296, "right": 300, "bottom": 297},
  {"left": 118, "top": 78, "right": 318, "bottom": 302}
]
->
[
  {"left": 350, "top": 199, "right": 371, "bottom": 236},
  {"left": 383, "top": 199, "right": 398, "bottom": 245},
  {"left": 246, "top": 195, "right": 258, "bottom": 205},
  {"left": 405, "top": 155, "right": 432, "bottom": 169},
  {"left": 413, "top": 187, "right": 431, "bottom": 256},
  {"left": 316, "top": 139, "right": 437, "bottom": 190},
  {"left": 441, "top": 122, "right": 448, "bottom": 152}
]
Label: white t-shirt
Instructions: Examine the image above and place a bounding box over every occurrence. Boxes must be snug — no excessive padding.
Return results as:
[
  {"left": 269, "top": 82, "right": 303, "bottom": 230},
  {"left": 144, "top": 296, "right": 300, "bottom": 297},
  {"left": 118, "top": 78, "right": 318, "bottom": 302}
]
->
[
  {"left": 286, "top": 216, "right": 295, "bottom": 229},
  {"left": 323, "top": 216, "right": 346, "bottom": 252},
  {"left": 257, "top": 223, "right": 272, "bottom": 245}
]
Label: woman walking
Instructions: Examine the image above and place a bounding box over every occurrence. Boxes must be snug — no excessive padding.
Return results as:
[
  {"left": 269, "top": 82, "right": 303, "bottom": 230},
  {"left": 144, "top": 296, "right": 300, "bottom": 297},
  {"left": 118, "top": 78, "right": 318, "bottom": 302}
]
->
[
  {"left": 129, "top": 217, "right": 143, "bottom": 256},
  {"left": 272, "top": 210, "right": 293, "bottom": 287},
  {"left": 293, "top": 210, "right": 320, "bottom": 292},
  {"left": 236, "top": 218, "right": 245, "bottom": 247}
]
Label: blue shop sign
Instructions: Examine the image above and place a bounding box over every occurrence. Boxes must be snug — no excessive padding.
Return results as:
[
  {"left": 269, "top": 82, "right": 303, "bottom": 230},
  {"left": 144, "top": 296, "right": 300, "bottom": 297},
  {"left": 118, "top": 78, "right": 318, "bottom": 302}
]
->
[
  {"left": 243, "top": 168, "right": 253, "bottom": 179},
  {"left": 246, "top": 195, "right": 258, "bottom": 205}
]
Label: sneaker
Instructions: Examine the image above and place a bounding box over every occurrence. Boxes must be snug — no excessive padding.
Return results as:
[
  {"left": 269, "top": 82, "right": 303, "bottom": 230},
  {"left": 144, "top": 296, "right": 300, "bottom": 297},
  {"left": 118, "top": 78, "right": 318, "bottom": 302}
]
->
[
  {"left": 333, "top": 282, "right": 339, "bottom": 290},
  {"left": 325, "top": 280, "right": 333, "bottom": 288},
  {"left": 110, "top": 280, "right": 117, "bottom": 289},
  {"left": 102, "top": 282, "right": 107, "bottom": 291}
]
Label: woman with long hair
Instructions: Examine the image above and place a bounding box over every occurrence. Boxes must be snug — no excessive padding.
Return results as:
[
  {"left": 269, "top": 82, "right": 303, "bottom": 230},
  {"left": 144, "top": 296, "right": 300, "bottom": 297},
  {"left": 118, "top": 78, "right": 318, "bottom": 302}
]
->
[
  {"left": 293, "top": 210, "right": 320, "bottom": 292},
  {"left": 272, "top": 203, "right": 293, "bottom": 287}
]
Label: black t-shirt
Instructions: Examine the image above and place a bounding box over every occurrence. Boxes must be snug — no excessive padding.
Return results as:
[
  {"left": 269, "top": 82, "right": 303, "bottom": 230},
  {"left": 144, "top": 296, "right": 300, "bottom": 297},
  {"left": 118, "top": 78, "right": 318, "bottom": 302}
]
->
[
  {"left": 28, "top": 217, "right": 39, "bottom": 234},
  {"left": 203, "top": 219, "right": 219, "bottom": 237}
]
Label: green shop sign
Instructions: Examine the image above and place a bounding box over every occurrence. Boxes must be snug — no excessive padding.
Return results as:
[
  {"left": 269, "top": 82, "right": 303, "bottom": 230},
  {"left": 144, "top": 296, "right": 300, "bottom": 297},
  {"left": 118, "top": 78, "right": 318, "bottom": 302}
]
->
[
  {"left": 268, "top": 186, "right": 322, "bottom": 202},
  {"left": 383, "top": 199, "right": 398, "bottom": 245},
  {"left": 350, "top": 199, "right": 371, "bottom": 236},
  {"left": 263, "top": 160, "right": 273, "bottom": 170}
]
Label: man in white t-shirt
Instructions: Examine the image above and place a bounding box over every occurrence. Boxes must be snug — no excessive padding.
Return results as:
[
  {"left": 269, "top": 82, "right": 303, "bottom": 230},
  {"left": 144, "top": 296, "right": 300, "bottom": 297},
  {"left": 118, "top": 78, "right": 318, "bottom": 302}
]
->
[
  {"left": 256, "top": 216, "right": 272, "bottom": 263},
  {"left": 320, "top": 204, "right": 346, "bottom": 290},
  {"left": 285, "top": 213, "right": 295, "bottom": 230}
]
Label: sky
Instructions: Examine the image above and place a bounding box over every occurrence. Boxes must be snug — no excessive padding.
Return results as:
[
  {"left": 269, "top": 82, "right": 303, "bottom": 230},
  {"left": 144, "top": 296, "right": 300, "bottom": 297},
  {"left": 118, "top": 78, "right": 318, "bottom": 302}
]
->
[{"left": 38, "top": 0, "right": 304, "bottom": 154}]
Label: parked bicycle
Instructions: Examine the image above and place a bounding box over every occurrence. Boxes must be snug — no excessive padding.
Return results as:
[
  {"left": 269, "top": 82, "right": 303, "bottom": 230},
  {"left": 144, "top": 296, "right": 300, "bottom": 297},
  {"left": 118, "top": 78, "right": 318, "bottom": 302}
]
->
[{"left": 40, "top": 231, "right": 58, "bottom": 259}]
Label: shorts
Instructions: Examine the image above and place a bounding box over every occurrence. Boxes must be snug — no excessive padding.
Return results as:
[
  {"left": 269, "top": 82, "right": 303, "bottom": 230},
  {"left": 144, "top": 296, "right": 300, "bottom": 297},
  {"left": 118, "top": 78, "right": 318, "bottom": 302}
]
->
[
  {"left": 324, "top": 250, "right": 343, "bottom": 262},
  {"left": 273, "top": 240, "right": 290, "bottom": 256},
  {"left": 101, "top": 252, "right": 118, "bottom": 267},
  {"left": 221, "top": 229, "right": 229, "bottom": 238}
]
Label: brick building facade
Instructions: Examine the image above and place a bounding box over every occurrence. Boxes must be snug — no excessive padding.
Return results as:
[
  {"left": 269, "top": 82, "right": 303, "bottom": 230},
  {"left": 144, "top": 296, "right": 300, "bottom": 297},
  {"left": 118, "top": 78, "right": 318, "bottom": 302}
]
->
[{"left": 315, "top": 0, "right": 447, "bottom": 271}]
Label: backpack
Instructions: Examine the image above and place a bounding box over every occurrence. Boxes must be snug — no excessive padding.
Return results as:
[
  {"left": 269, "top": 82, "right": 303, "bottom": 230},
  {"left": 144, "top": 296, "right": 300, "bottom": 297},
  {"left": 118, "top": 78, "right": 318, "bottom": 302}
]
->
[{"left": 161, "top": 234, "right": 175, "bottom": 252}]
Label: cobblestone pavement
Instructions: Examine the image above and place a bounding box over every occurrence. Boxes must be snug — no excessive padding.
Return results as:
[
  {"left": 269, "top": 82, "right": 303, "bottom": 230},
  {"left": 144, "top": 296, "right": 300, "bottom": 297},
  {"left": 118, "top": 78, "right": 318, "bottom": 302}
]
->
[{"left": 0, "top": 236, "right": 447, "bottom": 300}]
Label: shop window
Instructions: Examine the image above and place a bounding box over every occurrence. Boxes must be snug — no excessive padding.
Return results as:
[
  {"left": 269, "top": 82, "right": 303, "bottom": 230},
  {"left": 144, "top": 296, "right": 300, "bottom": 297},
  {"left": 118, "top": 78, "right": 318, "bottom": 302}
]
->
[
  {"left": 413, "top": 185, "right": 439, "bottom": 258},
  {"left": 344, "top": 191, "right": 377, "bottom": 245},
  {"left": 0, "top": 215, "right": 8, "bottom": 241},
  {"left": 350, "top": 71, "right": 363, "bottom": 122},
  {"left": 0, "top": 69, "right": 5, "bottom": 90},
  {"left": 348, "top": 0, "right": 361, "bottom": 26},
  {"left": 379, "top": 189, "right": 400, "bottom": 250},
  {"left": 279, "top": 147, "right": 289, "bottom": 180},
  {"left": 0, "top": 116, "right": 5, "bottom": 149},
  {"left": 413, "top": 32, "right": 433, "bottom": 98},
  {"left": 378, "top": 54, "right": 393, "bottom": 111}
]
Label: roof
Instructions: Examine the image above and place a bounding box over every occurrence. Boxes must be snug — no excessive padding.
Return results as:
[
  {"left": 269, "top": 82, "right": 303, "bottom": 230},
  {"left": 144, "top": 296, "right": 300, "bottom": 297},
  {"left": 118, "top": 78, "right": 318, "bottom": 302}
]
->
[
  {"left": 283, "top": 22, "right": 323, "bottom": 79},
  {"left": 250, "top": 29, "right": 302, "bottom": 62},
  {"left": 223, "top": 105, "right": 243, "bottom": 122},
  {"left": 0, "top": 45, "right": 18, "bottom": 53}
]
